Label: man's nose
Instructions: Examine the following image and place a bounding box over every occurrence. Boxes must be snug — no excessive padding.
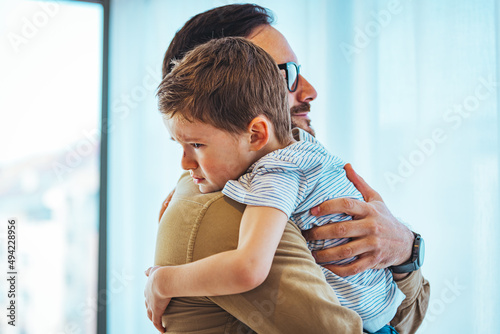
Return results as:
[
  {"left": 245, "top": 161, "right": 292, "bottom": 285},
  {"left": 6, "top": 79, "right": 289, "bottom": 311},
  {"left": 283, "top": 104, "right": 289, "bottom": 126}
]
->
[
  {"left": 181, "top": 151, "right": 198, "bottom": 170},
  {"left": 294, "top": 74, "right": 317, "bottom": 103}
]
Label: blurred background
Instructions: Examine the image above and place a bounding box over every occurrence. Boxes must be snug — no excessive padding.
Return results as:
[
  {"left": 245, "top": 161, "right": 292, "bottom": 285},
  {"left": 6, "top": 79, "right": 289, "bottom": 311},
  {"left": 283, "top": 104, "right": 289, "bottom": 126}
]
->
[{"left": 0, "top": 0, "right": 498, "bottom": 333}]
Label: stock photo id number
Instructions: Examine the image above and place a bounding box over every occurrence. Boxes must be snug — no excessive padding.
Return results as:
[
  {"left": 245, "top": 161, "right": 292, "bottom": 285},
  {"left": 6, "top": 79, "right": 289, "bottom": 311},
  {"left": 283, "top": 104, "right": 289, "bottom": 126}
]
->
[{"left": 6, "top": 218, "right": 17, "bottom": 327}]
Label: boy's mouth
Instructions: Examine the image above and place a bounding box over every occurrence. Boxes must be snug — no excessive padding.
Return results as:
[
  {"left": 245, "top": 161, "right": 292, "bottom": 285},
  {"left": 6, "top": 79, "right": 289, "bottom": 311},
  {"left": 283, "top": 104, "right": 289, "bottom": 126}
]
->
[
  {"left": 190, "top": 173, "right": 205, "bottom": 184},
  {"left": 193, "top": 177, "right": 204, "bottom": 184}
]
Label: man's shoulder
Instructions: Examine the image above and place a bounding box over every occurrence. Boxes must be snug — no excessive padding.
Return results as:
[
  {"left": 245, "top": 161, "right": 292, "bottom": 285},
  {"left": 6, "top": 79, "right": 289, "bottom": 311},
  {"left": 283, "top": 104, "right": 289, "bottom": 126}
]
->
[
  {"left": 158, "top": 172, "right": 246, "bottom": 264},
  {"left": 169, "top": 172, "right": 246, "bottom": 228},
  {"left": 156, "top": 172, "right": 246, "bottom": 266}
]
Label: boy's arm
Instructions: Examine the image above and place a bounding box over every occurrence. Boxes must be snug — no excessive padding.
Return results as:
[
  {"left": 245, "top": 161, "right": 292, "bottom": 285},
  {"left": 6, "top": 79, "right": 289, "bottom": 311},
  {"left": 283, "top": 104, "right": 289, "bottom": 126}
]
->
[{"left": 150, "top": 206, "right": 287, "bottom": 298}]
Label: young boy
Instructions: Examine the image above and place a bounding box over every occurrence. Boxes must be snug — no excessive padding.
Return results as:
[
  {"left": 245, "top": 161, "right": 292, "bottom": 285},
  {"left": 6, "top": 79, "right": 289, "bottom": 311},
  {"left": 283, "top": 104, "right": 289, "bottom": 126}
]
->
[{"left": 149, "top": 37, "right": 405, "bottom": 333}]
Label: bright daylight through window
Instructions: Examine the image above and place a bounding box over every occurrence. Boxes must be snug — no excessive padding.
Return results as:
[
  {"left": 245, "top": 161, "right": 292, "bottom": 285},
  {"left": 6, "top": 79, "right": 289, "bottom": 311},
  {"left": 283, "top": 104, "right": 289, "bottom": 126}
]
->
[{"left": 0, "top": 1, "right": 103, "bottom": 333}]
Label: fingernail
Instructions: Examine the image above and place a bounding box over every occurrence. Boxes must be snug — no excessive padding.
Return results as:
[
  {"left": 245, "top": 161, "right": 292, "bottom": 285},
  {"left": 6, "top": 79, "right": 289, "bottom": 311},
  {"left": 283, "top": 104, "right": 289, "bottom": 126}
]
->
[{"left": 311, "top": 206, "right": 320, "bottom": 215}]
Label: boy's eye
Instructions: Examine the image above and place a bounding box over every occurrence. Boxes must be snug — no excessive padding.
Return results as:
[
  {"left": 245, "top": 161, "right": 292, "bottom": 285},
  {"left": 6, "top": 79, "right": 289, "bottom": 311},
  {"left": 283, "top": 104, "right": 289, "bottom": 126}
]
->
[{"left": 191, "top": 143, "right": 203, "bottom": 148}]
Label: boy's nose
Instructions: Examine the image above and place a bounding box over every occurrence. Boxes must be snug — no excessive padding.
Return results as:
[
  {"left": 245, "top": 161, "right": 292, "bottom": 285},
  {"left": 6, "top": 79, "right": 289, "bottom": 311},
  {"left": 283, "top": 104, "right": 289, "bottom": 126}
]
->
[{"left": 181, "top": 151, "right": 198, "bottom": 170}]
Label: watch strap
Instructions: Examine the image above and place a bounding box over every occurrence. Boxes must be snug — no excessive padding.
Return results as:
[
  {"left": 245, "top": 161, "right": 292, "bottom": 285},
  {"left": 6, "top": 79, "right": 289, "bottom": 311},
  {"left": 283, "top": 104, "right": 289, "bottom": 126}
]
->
[{"left": 389, "top": 232, "right": 423, "bottom": 274}]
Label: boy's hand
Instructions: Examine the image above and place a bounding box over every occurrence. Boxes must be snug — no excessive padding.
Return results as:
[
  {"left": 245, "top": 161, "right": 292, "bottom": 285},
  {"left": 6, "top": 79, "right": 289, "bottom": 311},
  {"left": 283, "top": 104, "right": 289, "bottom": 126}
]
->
[
  {"left": 303, "top": 163, "right": 413, "bottom": 278},
  {"left": 144, "top": 266, "right": 171, "bottom": 333},
  {"left": 159, "top": 189, "right": 175, "bottom": 222}
]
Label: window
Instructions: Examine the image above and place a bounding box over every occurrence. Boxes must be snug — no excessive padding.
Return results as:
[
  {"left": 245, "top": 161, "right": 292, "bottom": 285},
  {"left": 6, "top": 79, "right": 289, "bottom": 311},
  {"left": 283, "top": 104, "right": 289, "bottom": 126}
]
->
[{"left": 0, "top": 1, "right": 105, "bottom": 333}]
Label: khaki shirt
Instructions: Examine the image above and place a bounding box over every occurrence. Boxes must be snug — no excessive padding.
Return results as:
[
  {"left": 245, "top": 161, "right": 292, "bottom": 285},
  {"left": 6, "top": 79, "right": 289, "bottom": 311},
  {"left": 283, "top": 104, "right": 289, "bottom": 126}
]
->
[{"left": 155, "top": 172, "right": 429, "bottom": 333}]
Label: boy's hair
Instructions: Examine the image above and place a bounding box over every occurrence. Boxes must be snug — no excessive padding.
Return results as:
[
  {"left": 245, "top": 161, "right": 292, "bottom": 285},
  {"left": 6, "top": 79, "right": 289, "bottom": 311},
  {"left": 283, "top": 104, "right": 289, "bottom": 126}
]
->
[
  {"left": 157, "top": 37, "right": 291, "bottom": 145},
  {"left": 162, "top": 4, "right": 274, "bottom": 78}
]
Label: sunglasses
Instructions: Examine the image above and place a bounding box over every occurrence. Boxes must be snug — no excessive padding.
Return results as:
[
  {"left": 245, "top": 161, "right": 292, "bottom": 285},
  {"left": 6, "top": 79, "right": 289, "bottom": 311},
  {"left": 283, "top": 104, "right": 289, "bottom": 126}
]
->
[{"left": 278, "top": 62, "right": 301, "bottom": 92}]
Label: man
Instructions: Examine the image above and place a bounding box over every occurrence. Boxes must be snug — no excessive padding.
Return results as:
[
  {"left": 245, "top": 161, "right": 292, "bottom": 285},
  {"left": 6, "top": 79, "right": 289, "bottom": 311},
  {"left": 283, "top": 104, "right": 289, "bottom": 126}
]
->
[{"left": 147, "top": 4, "right": 429, "bottom": 333}]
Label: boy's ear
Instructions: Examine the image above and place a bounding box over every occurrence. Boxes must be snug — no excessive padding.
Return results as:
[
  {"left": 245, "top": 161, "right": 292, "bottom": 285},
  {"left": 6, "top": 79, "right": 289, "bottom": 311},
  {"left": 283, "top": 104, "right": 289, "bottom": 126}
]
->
[{"left": 247, "top": 116, "right": 270, "bottom": 151}]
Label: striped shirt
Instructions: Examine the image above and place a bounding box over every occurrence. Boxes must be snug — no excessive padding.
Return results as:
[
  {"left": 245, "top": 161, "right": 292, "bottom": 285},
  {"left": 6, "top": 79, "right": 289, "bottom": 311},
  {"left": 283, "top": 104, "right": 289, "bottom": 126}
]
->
[{"left": 223, "top": 128, "right": 405, "bottom": 332}]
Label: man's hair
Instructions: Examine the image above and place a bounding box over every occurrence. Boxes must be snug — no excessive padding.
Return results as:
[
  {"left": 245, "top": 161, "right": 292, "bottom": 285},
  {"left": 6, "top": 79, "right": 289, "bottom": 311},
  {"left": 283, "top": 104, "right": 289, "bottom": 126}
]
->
[
  {"left": 162, "top": 4, "right": 274, "bottom": 78},
  {"left": 157, "top": 37, "right": 291, "bottom": 145}
]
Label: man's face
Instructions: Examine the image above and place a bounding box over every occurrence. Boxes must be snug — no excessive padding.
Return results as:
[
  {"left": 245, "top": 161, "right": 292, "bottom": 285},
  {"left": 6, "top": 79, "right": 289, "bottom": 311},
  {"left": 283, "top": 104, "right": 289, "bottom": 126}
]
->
[
  {"left": 248, "top": 25, "right": 318, "bottom": 136},
  {"left": 164, "top": 116, "right": 253, "bottom": 193}
]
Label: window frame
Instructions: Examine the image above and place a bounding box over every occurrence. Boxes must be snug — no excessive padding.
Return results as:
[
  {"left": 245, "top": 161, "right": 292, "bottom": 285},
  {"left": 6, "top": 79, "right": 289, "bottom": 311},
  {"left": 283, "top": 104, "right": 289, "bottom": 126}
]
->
[{"left": 70, "top": 1, "right": 109, "bottom": 333}]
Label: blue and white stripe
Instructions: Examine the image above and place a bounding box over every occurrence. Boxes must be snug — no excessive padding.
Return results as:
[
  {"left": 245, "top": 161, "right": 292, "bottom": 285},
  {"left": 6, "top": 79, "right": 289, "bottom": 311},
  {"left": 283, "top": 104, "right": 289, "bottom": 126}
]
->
[{"left": 223, "top": 128, "right": 405, "bottom": 332}]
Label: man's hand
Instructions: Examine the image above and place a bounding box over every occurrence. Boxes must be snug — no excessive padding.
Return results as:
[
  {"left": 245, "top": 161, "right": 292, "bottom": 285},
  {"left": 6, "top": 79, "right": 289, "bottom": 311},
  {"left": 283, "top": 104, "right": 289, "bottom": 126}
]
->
[
  {"left": 144, "top": 266, "right": 171, "bottom": 333},
  {"left": 159, "top": 189, "right": 175, "bottom": 222},
  {"left": 303, "top": 163, "right": 414, "bottom": 279}
]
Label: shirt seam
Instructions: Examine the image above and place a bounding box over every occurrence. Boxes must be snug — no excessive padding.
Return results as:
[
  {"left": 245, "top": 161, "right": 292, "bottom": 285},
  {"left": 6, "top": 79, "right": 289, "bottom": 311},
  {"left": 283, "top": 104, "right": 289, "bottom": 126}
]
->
[{"left": 184, "top": 193, "right": 226, "bottom": 264}]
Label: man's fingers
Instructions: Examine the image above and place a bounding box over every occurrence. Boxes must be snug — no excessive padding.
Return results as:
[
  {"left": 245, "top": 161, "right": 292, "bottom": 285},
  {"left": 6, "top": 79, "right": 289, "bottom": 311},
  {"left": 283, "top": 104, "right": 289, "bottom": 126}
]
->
[
  {"left": 344, "top": 163, "right": 382, "bottom": 202},
  {"left": 322, "top": 255, "right": 376, "bottom": 277},
  {"left": 312, "top": 238, "right": 373, "bottom": 263},
  {"left": 310, "top": 196, "right": 371, "bottom": 219},
  {"left": 145, "top": 267, "right": 152, "bottom": 277},
  {"left": 159, "top": 189, "right": 176, "bottom": 222},
  {"left": 304, "top": 219, "right": 373, "bottom": 241},
  {"left": 158, "top": 198, "right": 169, "bottom": 222}
]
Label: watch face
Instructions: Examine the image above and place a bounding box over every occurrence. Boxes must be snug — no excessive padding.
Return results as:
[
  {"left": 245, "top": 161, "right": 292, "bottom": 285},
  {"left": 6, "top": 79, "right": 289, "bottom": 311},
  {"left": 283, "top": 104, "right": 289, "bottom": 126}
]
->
[{"left": 418, "top": 238, "right": 425, "bottom": 267}]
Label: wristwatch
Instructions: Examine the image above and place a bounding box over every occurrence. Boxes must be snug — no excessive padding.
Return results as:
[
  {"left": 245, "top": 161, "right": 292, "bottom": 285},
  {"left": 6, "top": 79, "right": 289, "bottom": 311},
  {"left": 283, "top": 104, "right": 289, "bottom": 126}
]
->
[{"left": 389, "top": 232, "right": 425, "bottom": 274}]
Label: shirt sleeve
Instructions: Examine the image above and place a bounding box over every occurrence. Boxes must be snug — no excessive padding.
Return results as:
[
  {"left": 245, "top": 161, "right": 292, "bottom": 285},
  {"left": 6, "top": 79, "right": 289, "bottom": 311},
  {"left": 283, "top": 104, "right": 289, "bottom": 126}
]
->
[
  {"left": 222, "top": 165, "right": 307, "bottom": 218},
  {"left": 390, "top": 269, "right": 430, "bottom": 334}
]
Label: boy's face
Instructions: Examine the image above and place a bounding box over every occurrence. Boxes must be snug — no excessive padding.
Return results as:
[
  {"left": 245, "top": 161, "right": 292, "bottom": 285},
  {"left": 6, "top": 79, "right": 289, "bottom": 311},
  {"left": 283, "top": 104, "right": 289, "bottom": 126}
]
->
[{"left": 164, "top": 116, "right": 254, "bottom": 193}]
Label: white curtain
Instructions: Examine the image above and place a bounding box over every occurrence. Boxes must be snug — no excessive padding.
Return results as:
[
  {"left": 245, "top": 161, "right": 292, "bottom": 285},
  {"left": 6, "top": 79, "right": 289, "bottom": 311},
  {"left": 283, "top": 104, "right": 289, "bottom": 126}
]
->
[{"left": 107, "top": 1, "right": 499, "bottom": 333}]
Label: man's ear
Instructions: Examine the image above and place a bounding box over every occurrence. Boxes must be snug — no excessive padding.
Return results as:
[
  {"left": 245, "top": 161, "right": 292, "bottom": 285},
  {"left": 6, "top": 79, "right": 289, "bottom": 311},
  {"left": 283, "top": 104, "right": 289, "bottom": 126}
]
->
[{"left": 247, "top": 116, "right": 270, "bottom": 151}]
